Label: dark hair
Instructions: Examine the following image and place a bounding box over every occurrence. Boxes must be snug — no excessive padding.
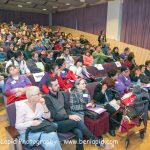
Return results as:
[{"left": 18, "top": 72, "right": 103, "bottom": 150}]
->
[
  {"left": 7, "top": 65, "right": 15, "bottom": 74},
  {"left": 45, "top": 63, "right": 57, "bottom": 72},
  {"left": 132, "top": 66, "right": 140, "bottom": 73},
  {"left": 107, "top": 70, "right": 118, "bottom": 78},
  {"left": 31, "top": 52, "right": 38, "bottom": 58},
  {"left": 46, "top": 77, "right": 57, "bottom": 87},
  {"left": 55, "top": 58, "right": 65, "bottom": 68},
  {"left": 124, "top": 47, "right": 129, "bottom": 52},
  {"left": 102, "top": 77, "right": 115, "bottom": 89},
  {"left": 127, "top": 52, "right": 134, "bottom": 61},
  {"left": 113, "top": 47, "right": 118, "bottom": 52},
  {"left": 145, "top": 60, "right": 150, "bottom": 66},
  {"left": 139, "top": 65, "right": 145, "bottom": 70},
  {"left": 15, "top": 51, "right": 23, "bottom": 59}
]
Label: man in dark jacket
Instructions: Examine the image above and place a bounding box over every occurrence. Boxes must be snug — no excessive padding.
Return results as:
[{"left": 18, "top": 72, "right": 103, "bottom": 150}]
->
[
  {"left": 44, "top": 77, "right": 103, "bottom": 150},
  {"left": 26, "top": 52, "right": 43, "bottom": 73}
]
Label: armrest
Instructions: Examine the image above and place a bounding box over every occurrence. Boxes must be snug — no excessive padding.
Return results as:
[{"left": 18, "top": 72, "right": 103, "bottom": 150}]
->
[{"left": 5, "top": 126, "right": 19, "bottom": 139}]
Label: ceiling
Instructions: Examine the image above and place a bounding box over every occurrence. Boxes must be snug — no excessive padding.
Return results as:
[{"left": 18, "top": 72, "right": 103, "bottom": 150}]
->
[{"left": 0, "top": 0, "right": 115, "bottom": 14}]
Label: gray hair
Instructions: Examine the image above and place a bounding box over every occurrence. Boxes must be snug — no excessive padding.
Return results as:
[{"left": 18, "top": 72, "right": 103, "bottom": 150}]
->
[{"left": 26, "top": 86, "right": 39, "bottom": 98}]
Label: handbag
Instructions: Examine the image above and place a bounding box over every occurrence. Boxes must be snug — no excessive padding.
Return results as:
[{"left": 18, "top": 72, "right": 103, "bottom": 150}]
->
[
  {"left": 24, "top": 119, "right": 58, "bottom": 148},
  {"left": 84, "top": 107, "right": 106, "bottom": 119}
]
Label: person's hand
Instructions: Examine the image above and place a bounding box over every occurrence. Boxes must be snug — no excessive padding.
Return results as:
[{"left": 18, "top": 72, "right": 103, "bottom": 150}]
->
[
  {"left": 26, "top": 73, "right": 31, "bottom": 76},
  {"left": 86, "top": 102, "right": 93, "bottom": 108},
  {"left": 18, "top": 88, "right": 25, "bottom": 93},
  {"left": 0, "top": 76, "right": 4, "bottom": 80},
  {"left": 116, "top": 100, "right": 121, "bottom": 105},
  {"left": 102, "top": 84, "right": 107, "bottom": 93},
  {"left": 57, "top": 69, "right": 61, "bottom": 76},
  {"left": 15, "top": 92, "right": 23, "bottom": 97},
  {"left": 32, "top": 120, "right": 42, "bottom": 126},
  {"left": 69, "top": 115, "right": 81, "bottom": 121},
  {"left": 39, "top": 98, "right": 45, "bottom": 105}
]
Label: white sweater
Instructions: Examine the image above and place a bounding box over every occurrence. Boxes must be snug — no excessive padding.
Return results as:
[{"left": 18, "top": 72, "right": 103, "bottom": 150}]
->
[{"left": 15, "top": 101, "right": 50, "bottom": 134}]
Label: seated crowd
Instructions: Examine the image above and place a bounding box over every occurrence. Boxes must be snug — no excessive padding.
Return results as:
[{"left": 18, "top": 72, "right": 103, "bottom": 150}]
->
[{"left": 0, "top": 22, "right": 150, "bottom": 150}]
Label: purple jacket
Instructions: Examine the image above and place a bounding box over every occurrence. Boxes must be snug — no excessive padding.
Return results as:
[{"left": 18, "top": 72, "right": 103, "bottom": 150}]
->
[
  {"left": 4, "top": 75, "right": 32, "bottom": 96},
  {"left": 38, "top": 72, "right": 50, "bottom": 92},
  {"left": 115, "top": 74, "right": 131, "bottom": 94},
  {"left": 120, "top": 52, "right": 127, "bottom": 60}
]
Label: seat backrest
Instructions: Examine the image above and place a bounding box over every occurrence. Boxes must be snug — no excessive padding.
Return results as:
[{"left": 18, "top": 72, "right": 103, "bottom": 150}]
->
[
  {"left": 28, "top": 75, "right": 39, "bottom": 86},
  {"left": 86, "top": 66, "right": 99, "bottom": 76},
  {"left": 6, "top": 103, "right": 16, "bottom": 127},
  {"left": 86, "top": 82, "right": 99, "bottom": 99}
]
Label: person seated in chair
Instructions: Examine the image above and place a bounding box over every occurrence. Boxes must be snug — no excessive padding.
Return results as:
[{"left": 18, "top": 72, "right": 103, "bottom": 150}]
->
[
  {"left": 83, "top": 50, "right": 94, "bottom": 66},
  {"left": 15, "top": 86, "right": 62, "bottom": 150},
  {"left": 27, "top": 52, "right": 44, "bottom": 73},
  {"left": 60, "top": 47, "right": 74, "bottom": 68},
  {"left": 5, "top": 51, "right": 30, "bottom": 75},
  {"left": 55, "top": 58, "right": 77, "bottom": 90},
  {"left": 93, "top": 71, "right": 122, "bottom": 137},
  {"left": 145, "top": 60, "right": 150, "bottom": 77},
  {"left": 4, "top": 65, "right": 32, "bottom": 104},
  {"left": 139, "top": 65, "right": 150, "bottom": 84},
  {"left": 44, "top": 77, "right": 104, "bottom": 150},
  {"left": 69, "top": 78, "right": 95, "bottom": 121}
]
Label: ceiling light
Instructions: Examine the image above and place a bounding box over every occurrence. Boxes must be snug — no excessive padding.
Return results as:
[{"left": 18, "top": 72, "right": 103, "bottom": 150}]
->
[
  {"left": 42, "top": 8, "right": 47, "bottom": 11},
  {"left": 66, "top": 3, "right": 70, "bottom": 6},
  {"left": 26, "top": 2, "right": 32, "bottom": 4},
  {"left": 53, "top": 6, "right": 58, "bottom": 9},
  {"left": 18, "top": 5, "right": 23, "bottom": 8},
  {"left": 80, "top": 0, "right": 85, "bottom": 2}
]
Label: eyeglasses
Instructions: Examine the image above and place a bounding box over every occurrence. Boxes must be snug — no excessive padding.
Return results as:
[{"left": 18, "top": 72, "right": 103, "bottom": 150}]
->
[{"left": 30, "top": 93, "right": 41, "bottom": 97}]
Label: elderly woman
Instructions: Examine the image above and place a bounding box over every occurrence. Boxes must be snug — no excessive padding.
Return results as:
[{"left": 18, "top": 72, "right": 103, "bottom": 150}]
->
[
  {"left": 4, "top": 65, "right": 32, "bottom": 104},
  {"left": 15, "top": 86, "right": 61, "bottom": 150},
  {"left": 69, "top": 78, "right": 95, "bottom": 121}
]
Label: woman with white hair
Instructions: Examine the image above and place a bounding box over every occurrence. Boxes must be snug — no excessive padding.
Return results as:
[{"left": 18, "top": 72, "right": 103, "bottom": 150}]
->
[{"left": 15, "top": 86, "right": 62, "bottom": 150}]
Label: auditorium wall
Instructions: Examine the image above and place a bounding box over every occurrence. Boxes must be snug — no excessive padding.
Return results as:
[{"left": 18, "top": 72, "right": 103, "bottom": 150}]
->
[{"left": 0, "top": 9, "right": 49, "bottom": 26}]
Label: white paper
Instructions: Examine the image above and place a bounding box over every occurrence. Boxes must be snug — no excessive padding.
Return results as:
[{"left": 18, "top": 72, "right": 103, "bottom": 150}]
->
[
  {"left": 115, "top": 61, "right": 122, "bottom": 67},
  {"left": 32, "top": 72, "right": 45, "bottom": 82},
  {"left": 94, "top": 64, "right": 104, "bottom": 70}
]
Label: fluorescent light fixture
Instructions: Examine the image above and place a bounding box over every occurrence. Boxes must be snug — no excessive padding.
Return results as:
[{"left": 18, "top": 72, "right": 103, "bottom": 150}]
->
[
  {"left": 53, "top": 6, "right": 58, "bottom": 9},
  {"left": 26, "top": 2, "right": 32, "bottom": 4},
  {"left": 42, "top": 8, "right": 47, "bottom": 11},
  {"left": 66, "top": 3, "right": 70, "bottom": 6},
  {"left": 18, "top": 5, "right": 23, "bottom": 7},
  {"left": 80, "top": 0, "right": 85, "bottom": 2}
]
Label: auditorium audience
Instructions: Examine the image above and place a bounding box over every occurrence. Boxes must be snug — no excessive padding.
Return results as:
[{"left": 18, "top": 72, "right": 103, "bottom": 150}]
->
[
  {"left": 15, "top": 86, "right": 62, "bottom": 150},
  {"left": 4, "top": 65, "right": 32, "bottom": 104},
  {"left": 7, "top": 43, "right": 17, "bottom": 60},
  {"left": 83, "top": 50, "right": 94, "bottom": 66},
  {"left": 56, "top": 58, "right": 76, "bottom": 90},
  {"left": 120, "top": 47, "right": 130, "bottom": 60},
  {"left": 145, "top": 60, "right": 150, "bottom": 77},
  {"left": 5, "top": 51, "right": 30, "bottom": 75},
  {"left": 92, "top": 45, "right": 111, "bottom": 64},
  {"left": 94, "top": 71, "right": 122, "bottom": 136},
  {"left": 70, "top": 78, "right": 95, "bottom": 121},
  {"left": 27, "top": 52, "right": 44, "bottom": 73},
  {"left": 139, "top": 65, "right": 150, "bottom": 84},
  {"left": 60, "top": 47, "right": 74, "bottom": 68},
  {"left": 123, "top": 52, "right": 136, "bottom": 70},
  {"left": 115, "top": 66, "right": 131, "bottom": 95},
  {"left": 112, "top": 47, "right": 120, "bottom": 61},
  {"left": 44, "top": 77, "right": 103, "bottom": 150}
]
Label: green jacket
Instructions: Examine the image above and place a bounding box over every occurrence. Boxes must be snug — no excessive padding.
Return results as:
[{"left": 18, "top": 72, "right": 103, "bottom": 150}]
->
[{"left": 92, "top": 51, "right": 108, "bottom": 64}]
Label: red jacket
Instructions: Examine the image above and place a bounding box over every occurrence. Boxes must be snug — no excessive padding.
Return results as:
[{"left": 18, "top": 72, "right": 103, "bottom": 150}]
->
[{"left": 42, "top": 70, "right": 77, "bottom": 94}]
